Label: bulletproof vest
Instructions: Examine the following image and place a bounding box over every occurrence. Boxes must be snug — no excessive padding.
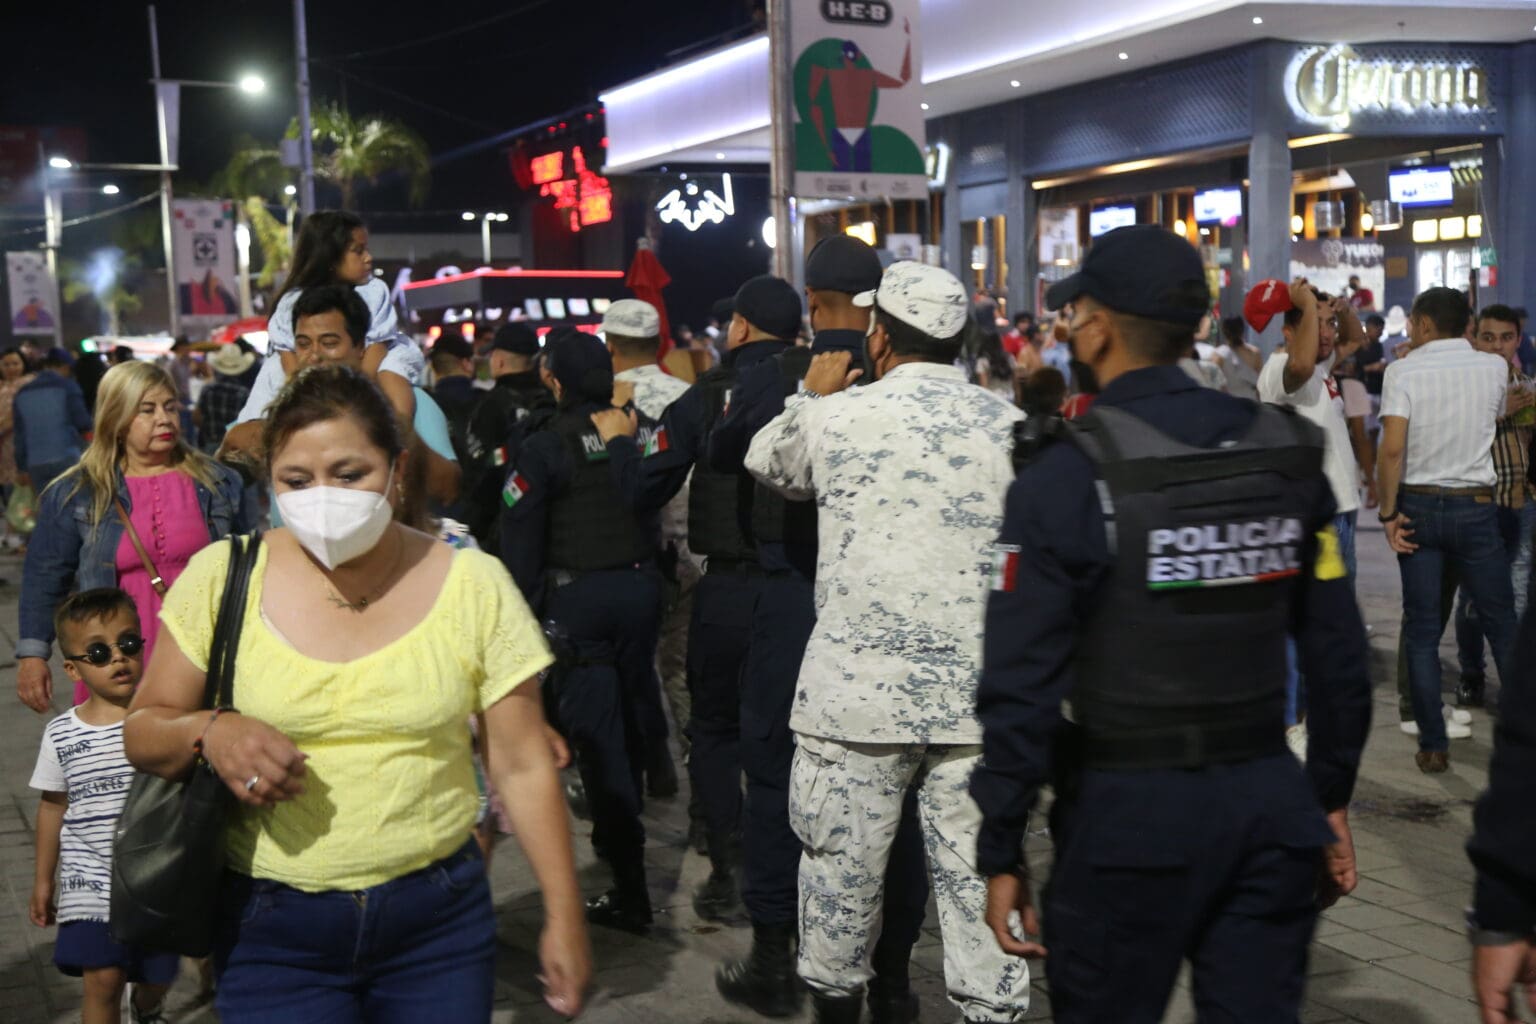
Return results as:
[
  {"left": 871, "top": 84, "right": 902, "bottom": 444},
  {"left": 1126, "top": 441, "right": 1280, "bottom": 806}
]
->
[
  {"left": 1064, "top": 403, "right": 1326, "bottom": 751},
  {"left": 546, "top": 410, "right": 656, "bottom": 572},
  {"left": 461, "top": 385, "right": 556, "bottom": 551},
  {"left": 750, "top": 347, "right": 817, "bottom": 548},
  {"left": 687, "top": 365, "right": 757, "bottom": 560}
]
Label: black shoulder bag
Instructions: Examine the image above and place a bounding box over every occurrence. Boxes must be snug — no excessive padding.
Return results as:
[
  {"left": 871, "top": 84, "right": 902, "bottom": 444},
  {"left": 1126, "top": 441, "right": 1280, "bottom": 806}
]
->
[{"left": 110, "top": 531, "right": 262, "bottom": 957}]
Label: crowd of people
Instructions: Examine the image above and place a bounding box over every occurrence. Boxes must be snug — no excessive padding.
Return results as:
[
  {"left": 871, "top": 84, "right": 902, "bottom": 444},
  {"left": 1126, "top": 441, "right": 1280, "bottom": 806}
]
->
[{"left": 7, "top": 211, "right": 1536, "bottom": 1024}]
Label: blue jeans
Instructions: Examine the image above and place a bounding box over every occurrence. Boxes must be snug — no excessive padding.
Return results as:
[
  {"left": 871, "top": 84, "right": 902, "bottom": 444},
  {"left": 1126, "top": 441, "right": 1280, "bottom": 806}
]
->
[
  {"left": 1399, "top": 493, "right": 1518, "bottom": 752},
  {"left": 1455, "top": 503, "right": 1536, "bottom": 675},
  {"left": 212, "top": 840, "right": 495, "bottom": 1023},
  {"left": 1285, "top": 512, "right": 1357, "bottom": 726}
]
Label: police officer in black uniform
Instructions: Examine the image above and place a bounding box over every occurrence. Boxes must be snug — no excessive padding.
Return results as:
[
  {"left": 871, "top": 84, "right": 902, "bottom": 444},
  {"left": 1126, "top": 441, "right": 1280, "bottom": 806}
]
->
[
  {"left": 599, "top": 275, "right": 802, "bottom": 935},
  {"left": 707, "top": 241, "right": 929, "bottom": 1024},
  {"left": 463, "top": 322, "right": 556, "bottom": 551},
  {"left": 499, "top": 331, "right": 665, "bottom": 934},
  {"left": 972, "top": 225, "right": 1373, "bottom": 1023}
]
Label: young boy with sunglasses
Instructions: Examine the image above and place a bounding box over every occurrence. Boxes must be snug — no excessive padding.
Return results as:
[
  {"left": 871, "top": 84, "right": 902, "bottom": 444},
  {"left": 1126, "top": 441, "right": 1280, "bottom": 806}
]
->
[{"left": 29, "top": 588, "right": 177, "bottom": 1024}]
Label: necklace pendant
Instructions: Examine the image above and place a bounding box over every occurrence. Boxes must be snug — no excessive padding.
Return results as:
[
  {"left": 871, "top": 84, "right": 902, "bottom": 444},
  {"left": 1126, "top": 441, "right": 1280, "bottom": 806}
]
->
[{"left": 357, "top": 597, "right": 369, "bottom": 609}]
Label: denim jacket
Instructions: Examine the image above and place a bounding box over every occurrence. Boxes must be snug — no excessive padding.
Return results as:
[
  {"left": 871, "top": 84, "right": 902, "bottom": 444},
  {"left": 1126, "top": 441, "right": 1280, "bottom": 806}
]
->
[{"left": 16, "top": 463, "right": 249, "bottom": 660}]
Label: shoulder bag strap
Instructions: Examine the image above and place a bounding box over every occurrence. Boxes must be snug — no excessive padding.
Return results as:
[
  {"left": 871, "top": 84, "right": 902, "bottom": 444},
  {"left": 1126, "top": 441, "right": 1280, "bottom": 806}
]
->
[
  {"left": 114, "top": 499, "right": 167, "bottom": 597},
  {"left": 201, "top": 532, "right": 262, "bottom": 710}
]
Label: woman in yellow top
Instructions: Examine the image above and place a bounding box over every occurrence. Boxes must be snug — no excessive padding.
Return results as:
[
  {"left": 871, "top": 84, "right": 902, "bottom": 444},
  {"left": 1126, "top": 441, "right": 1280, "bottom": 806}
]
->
[{"left": 125, "top": 364, "right": 589, "bottom": 1021}]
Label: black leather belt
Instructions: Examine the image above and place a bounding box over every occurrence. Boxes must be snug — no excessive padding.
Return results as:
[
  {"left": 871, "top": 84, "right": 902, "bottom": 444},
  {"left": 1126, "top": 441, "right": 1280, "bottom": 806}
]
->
[{"left": 1083, "top": 722, "right": 1287, "bottom": 770}]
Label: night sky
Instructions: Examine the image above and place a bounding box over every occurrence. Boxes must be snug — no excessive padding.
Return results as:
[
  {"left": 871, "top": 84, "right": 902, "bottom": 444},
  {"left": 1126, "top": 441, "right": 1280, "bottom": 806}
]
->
[{"left": 1, "top": 0, "right": 758, "bottom": 214}]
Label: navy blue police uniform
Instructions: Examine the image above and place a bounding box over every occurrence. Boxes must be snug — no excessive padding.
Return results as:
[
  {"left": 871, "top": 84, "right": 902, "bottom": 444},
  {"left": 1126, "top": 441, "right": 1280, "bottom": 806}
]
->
[
  {"left": 607, "top": 334, "right": 790, "bottom": 908},
  {"left": 971, "top": 226, "right": 1373, "bottom": 1023},
  {"left": 499, "top": 334, "right": 665, "bottom": 933}
]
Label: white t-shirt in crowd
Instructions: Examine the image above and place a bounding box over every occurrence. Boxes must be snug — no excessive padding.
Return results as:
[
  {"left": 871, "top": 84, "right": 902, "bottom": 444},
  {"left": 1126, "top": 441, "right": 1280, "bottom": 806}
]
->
[
  {"left": 1379, "top": 337, "right": 1507, "bottom": 488},
  {"left": 29, "top": 711, "right": 135, "bottom": 923},
  {"left": 1258, "top": 352, "right": 1359, "bottom": 514}
]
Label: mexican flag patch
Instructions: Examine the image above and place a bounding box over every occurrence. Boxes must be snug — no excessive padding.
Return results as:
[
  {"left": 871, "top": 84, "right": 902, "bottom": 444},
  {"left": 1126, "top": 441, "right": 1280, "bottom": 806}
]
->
[
  {"left": 645, "top": 426, "right": 671, "bottom": 457},
  {"left": 491, "top": 445, "right": 510, "bottom": 467},
  {"left": 990, "top": 545, "right": 1021, "bottom": 592},
  {"left": 502, "top": 472, "right": 530, "bottom": 508}
]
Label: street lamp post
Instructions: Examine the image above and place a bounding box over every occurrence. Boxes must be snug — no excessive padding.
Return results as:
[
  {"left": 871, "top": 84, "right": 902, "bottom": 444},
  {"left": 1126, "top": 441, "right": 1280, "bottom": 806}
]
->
[
  {"left": 293, "top": 0, "right": 316, "bottom": 216},
  {"left": 146, "top": 4, "right": 265, "bottom": 338},
  {"left": 465, "top": 212, "right": 509, "bottom": 264}
]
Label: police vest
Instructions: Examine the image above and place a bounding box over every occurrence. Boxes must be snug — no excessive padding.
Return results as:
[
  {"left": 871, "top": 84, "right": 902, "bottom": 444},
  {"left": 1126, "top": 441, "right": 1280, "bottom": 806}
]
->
[
  {"left": 750, "top": 347, "right": 817, "bottom": 549},
  {"left": 687, "top": 365, "right": 757, "bottom": 561},
  {"left": 1063, "top": 403, "right": 1326, "bottom": 765},
  {"left": 546, "top": 411, "right": 656, "bottom": 572},
  {"left": 462, "top": 383, "right": 557, "bottom": 550}
]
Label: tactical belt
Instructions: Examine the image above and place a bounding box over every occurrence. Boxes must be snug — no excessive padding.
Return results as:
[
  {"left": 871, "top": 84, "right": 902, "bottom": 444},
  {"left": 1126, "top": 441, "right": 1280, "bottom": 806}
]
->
[
  {"left": 1401, "top": 485, "right": 1494, "bottom": 498},
  {"left": 1083, "top": 721, "right": 1287, "bottom": 770},
  {"left": 548, "top": 563, "right": 650, "bottom": 589},
  {"left": 705, "top": 557, "right": 767, "bottom": 577}
]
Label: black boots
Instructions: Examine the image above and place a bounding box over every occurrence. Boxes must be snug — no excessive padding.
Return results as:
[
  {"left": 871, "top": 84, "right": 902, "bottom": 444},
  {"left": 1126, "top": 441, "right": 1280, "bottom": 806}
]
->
[
  {"left": 717, "top": 921, "right": 803, "bottom": 1017},
  {"left": 867, "top": 976, "right": 919, "bottom": 1024},
  {"left": 1458, "top": 673, "right": 1487, "bottom": 708},
  {"left": 586, "top": 860, "right": 653, "bottom": 934},
  {"left": 811, "top": 992, "right": 864, "bottom": 1023},
  {"left": 692, "top": 865, "right": 740, "bottom": 921}
]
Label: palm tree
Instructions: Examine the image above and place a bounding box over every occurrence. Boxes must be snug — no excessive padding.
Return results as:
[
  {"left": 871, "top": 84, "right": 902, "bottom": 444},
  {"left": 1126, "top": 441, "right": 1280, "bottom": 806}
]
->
[
  {"left": 295, "top": 103, "right": 431, "bottom": 210},
  {"left": 210, "top": 139, "right": 295, "bottom": 289}
]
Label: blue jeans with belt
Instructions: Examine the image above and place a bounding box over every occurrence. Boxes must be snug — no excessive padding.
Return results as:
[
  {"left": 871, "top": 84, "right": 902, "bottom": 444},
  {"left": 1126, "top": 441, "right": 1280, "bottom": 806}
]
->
[
  {"left": 212, "top": 840, "right": 496, "bottom": 1023},
  {"left": 1399, "top": 493, "right": 1518, "bottom": 752}
]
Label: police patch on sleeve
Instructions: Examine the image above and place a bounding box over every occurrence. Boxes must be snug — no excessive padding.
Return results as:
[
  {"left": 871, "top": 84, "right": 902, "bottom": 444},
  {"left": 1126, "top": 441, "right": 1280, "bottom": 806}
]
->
[
  {"left": 1313, "top": 525, "right": 1347, "bottom": 581},
  {"left": 1146, "top": 518, "right": 1304, "bottom": 591}
]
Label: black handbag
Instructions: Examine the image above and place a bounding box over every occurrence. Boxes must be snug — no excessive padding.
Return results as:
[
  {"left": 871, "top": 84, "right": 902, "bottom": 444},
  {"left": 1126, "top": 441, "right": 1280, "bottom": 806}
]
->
[{"left": 109, "top": 531, "right": 262, "bottom": 957}]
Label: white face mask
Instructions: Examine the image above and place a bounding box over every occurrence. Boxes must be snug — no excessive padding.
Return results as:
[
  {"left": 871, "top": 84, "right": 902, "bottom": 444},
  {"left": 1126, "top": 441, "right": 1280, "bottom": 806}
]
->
[{"left": 276, "top": 466, "right": 395, "bottom": 571}]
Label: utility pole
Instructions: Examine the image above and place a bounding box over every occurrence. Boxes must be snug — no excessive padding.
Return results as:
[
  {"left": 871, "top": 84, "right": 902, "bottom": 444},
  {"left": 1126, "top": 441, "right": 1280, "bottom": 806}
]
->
[
  {"left": 767, "top": 0, "right": 794, "bottom": 279},
  {"left": 37, "top": 145, "right": 64, "bottom": 349},
  {"left": 294, "top": 0, "right": 316, "bottom": 216},
  {"left": 148, "top": 5, "right": 181, "bottom": 339}
]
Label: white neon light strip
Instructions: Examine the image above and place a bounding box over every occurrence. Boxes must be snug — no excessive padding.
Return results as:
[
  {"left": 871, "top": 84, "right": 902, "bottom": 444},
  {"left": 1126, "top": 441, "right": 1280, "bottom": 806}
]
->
[{"left": 600, "top": 36, "right": 770, "bottom": 106}]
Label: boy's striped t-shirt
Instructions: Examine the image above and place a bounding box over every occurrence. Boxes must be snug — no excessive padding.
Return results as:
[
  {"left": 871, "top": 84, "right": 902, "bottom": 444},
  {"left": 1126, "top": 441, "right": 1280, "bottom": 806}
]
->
[{"left": 29, "top": 711, "right": 135, "bottom": 923}]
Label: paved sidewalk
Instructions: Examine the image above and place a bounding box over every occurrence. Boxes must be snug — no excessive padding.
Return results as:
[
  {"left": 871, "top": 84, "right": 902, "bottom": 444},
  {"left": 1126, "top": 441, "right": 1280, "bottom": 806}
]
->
[{"left": 0, "top": 519, "right": 1497, "bottom": 1022}]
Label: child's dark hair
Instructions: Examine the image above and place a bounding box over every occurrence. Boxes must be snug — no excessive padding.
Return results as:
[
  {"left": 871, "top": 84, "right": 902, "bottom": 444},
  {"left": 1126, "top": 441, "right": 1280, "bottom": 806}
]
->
[
  {"left": 54, "top": 588, "right": 139, "bottom": 648},
  {"left": 274, "top": 210, "right": 366, "bottom": 306},
  {"left": 1019, "top": 367, "right": 1067, "bottom": 417},
  {"left": 263, "top": 363, "right": 404, "bottom": 466}
]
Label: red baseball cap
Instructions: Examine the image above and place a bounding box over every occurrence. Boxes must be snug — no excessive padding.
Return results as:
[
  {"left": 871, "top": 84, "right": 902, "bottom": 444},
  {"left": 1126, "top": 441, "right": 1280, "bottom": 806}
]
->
[{"left": 1244, "top": 279, "right": 1293, "bottom": 333}]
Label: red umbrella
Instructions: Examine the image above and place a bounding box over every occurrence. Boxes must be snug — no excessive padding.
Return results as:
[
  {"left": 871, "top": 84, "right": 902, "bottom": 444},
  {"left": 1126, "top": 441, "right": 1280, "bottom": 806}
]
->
[{"left": 625, "top": 240, "right": 675, "bottom": 365}]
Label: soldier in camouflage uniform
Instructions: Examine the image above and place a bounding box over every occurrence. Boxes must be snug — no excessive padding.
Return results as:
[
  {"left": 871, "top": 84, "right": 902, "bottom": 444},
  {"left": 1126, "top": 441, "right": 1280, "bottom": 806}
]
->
[{"left": 745, "top": 261, "right": 1032, "bottom": 1024}]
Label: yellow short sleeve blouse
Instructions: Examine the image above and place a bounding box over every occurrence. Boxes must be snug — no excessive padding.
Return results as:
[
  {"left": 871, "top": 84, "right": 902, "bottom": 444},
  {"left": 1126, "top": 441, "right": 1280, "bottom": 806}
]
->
[{"left": 159, "top": 539, "right": 554, "bottom": 892}]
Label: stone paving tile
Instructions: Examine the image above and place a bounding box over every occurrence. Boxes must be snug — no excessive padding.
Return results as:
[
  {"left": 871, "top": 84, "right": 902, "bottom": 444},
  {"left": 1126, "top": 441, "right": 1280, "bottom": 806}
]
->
[
  {"left": 1315, "top": 930, "right": 1415, "bottom": 964},
  {"left": 1364, "top": 865, "right": 1470, "bottom": 897},
  {"left": 1366, "top": 923, "right": 1473, "bottom": 965},
  {"left": 1375, "top": 953, "right": 1479, "bottom": 1001},
  {"left": 1308, "top": 965, "right": 1479, "bottom": 1024},
  {"left": 1393, "top": 898, "right": 1467, "bottom": 931},
  {"left": 1320, "top": 903, "right": 1422, "bottom": 933}
]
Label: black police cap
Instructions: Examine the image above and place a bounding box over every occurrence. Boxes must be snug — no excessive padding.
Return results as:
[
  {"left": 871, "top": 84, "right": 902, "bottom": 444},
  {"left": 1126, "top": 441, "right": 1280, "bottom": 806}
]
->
[
  {"left": 805, "top": 235, "right": 883, "bottom": 295},
  {"left": 733, "top": 275, "right": 802, "bottom": 340},
  {"left": 1046, "top": 225, "right": 1208, "bottom": 327}
]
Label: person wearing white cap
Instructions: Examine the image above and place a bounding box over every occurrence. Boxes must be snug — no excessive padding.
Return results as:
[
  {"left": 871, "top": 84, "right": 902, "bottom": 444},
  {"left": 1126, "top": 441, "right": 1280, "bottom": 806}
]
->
[
  {"left": 193, "top": 344, "right": 256, "bottom": 452},
  {"left": 601, "top": 298, "right": 693, "bottom": 802},
  {"left": 745, "top": 261, "right": 1030, "bottom": 1024}
]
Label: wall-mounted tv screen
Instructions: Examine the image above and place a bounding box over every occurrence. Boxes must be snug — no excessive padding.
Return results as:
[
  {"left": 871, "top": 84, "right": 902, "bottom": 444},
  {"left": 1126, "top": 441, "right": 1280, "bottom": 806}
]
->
[
  {"left": 1194, "top": 187, "right": 1243, "bottom": 226},
  {"left": 1388, "top": 166, "right": 1455, "bottom": 208},
  {"left": 1089, "top": 204, "right": 1137, "bottom": 237}
]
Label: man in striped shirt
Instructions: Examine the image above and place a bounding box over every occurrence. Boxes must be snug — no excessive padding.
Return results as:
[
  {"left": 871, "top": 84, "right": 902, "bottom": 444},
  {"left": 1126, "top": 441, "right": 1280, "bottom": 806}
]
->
[{"left": 1377, "top": 287, "right": 1517, "bottom": 773}]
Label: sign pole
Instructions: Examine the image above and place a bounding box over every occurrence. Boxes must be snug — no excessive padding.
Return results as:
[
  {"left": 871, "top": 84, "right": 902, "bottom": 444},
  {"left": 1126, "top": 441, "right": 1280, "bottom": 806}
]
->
[
  {"left": 148, "top": 5, "right": 181, "bottom": 339},
  {"left": 768, "top": 0, "right": 795, "bottom": 279},
  {"left": 294, "top": 0, "right": 317, "bottom": 216}
]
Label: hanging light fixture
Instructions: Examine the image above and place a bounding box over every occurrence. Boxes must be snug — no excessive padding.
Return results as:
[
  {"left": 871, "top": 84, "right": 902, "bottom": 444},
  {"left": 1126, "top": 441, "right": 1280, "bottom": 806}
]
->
[
  {"left": 1368, "top": 199, "right": 1403, "bottom": 230},
  {"left": 1313, "top": 199, "right": 1345, "bottom": 231}
]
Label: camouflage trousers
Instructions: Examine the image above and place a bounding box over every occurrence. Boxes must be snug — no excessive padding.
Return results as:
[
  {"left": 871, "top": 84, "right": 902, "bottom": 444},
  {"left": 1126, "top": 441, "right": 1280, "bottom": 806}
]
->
[{"left": 789, "top": 735, "right": 1032, "bottom": 1023}]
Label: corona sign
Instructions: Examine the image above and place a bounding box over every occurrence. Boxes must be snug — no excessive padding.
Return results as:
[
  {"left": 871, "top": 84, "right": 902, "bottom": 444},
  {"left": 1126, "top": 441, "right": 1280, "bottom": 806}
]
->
[{"left": 1286, "top": 44, "right": 1488, "bottom": 129}]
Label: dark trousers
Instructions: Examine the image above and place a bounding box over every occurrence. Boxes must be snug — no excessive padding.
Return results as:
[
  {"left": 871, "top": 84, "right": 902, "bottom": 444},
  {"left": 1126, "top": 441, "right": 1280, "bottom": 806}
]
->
[
  {"left": 687, "top": 569, "right": 760, "bottom": 852},
  {"left": 740, "top": 573, "right": 929, "bottom": 962},
  {"left": 212, "top": 841, "right": 495, "bottom": 1023},
  {"left": 1044, "top": 758, "right": 1331, "bottom": 1024},
  {"left": 544, "top": 568, "right": 664, "bottom": 874},
  {"left": 1398, "top": 493, "right": 1518, "bottom": 751}
]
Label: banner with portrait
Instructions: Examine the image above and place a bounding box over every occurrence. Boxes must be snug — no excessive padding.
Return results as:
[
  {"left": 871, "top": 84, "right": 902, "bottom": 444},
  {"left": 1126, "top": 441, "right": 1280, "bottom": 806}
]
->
[
  {"left": 172, "top": 199, "right": 239, "bottom": 328},
  {"left": 5, "top": 251, "right": 58, "bottom": 336}
]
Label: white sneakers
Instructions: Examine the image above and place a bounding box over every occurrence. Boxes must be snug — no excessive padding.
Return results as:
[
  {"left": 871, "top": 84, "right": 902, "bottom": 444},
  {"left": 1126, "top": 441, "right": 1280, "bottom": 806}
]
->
[{"left": 1398, "top": 705, "right": 1474, "bottom": 738}]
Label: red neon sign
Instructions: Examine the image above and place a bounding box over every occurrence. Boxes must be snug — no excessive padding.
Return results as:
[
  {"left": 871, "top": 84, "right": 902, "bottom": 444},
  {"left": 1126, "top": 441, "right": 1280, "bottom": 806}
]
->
[
  {"left": 534, "top": 145, "right": 612, "bottom": 232},
  {"left": 530, "top": 151, "right": 564, "bottom": 186}
]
